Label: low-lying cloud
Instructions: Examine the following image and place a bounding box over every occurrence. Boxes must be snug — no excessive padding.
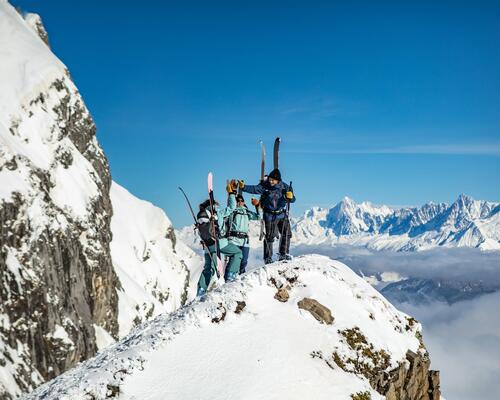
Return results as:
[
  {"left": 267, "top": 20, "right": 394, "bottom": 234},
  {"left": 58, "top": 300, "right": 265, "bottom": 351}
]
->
[
  {"left": 290, "top": 244, "right": 500, "bottom": 400},
  {"left": 398, "top": 292, "right": 500, "bottom": 400},
  {"left": 292, "top": 245, "right": 500, "bottom": 288}
]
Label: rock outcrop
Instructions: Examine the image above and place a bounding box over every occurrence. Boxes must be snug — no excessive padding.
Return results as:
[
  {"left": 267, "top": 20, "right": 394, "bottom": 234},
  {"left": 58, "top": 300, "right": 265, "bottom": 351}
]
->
[
  {"left": 297, "top": 297, "right": 334, "bottom": 325},
  {"left": 0, "top": 3, "right": 118, "bottom": 397}
]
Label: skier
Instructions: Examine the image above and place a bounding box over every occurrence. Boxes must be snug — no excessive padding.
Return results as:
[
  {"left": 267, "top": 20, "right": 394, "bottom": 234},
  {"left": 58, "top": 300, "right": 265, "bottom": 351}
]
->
[
  {"left": 196, "top": 181, "right": 243, "bottom": 296},
  {"left": 225, "top": 194, "right": 262, "bottom": 274},
  {"left": 238, "top": 168, "right": 295, "bottom": 264}
]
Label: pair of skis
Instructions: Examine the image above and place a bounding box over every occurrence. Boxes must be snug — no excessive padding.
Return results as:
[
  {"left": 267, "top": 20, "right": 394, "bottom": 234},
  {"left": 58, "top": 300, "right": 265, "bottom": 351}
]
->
[
  {"left": 257, "top": 137, "right": 281, "bottom": 240},
  {"left": 178, "top": 173, "right": 224, "bottom": 278},
  {"left": 261, "top": 137, "right": 293, "bottom": 261},
  {"left": 259, "top": 137, "right": 280, "bottom": 181}
]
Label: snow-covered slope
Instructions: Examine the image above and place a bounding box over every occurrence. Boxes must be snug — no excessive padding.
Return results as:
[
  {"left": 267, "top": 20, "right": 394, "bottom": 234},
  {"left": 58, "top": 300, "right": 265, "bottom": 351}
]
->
[
  {"left": 110, "top": 182, "right": 201, "bottom": 338},
  {"left": 25, "top": 255, "right": 440, "bottom": 400}
]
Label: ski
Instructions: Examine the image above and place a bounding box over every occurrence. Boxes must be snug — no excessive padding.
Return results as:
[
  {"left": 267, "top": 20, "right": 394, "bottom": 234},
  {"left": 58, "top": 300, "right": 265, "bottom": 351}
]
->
[
  {"left": 260, "top": 140, "right": 265, "bottom": 182},
  {"left": 258, "top": 140, "right": 265, "bottom": 241},
  {"left": 273, "top": 137, "right": 280, "bottom": 170},
  {"left": 178, "top": 186, "right": 220, "bottom": 274},
  {"left": 207, "top": 172, "right": 224, "bottom": 277}
]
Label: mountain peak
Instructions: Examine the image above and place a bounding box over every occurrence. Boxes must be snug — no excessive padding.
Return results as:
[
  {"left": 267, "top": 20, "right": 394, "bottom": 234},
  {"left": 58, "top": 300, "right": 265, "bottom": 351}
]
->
[
  {"left": 456, "top": 193, "right": 474, "bottom": 205},
  {"left": 25, "top": 255, "right": 439, "bottom": 400}
]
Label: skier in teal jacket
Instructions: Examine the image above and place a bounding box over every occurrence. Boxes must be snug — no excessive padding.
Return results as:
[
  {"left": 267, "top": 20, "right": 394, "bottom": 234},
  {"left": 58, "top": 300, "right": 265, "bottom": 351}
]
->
[
  {"left": 196, "top": 182, "right": 243, "bottom": 296},
  {"left": 226, "top": 194, "right": 262, "bottom": 274}
]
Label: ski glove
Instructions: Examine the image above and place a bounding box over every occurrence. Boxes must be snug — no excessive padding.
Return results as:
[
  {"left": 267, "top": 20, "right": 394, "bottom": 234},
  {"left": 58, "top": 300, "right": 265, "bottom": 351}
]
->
[
  {"left": 286, "top": 191, "right": 294, "bottom": 200},
  {"left": 238, "top": 180, "right": 245, "bottom": 189},
  {"left": 226, "top": 181, "right": 234, "bottom": 194},
  {"left": 251, "top": 198, "right": 260, "bottom": 207}
]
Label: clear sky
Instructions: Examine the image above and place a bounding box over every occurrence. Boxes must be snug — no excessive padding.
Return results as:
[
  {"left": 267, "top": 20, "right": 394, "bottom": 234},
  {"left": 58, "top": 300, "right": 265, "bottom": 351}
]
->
[{"left": 11, "top": 0, "right": 500, "bottom": 227}]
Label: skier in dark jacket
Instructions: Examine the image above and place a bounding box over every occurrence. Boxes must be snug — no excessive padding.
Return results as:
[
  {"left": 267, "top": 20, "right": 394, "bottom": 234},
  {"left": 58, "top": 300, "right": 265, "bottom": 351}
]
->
[{"left": 238, "top": 168, "right": 295, "bottom": 264}]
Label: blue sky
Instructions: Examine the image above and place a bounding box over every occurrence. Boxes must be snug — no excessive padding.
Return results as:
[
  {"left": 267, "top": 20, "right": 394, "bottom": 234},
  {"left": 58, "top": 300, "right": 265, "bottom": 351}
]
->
[{"left": 12, "top": 0, "right": 500, "bottom": 226}]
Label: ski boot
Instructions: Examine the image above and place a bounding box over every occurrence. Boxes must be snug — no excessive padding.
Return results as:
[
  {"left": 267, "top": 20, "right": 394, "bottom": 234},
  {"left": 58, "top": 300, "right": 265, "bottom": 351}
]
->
[
  {"left": 278, "top": 254, "right": 293, "bottom": 262},
  {"left": 226, "top": 272, "right": 238, "bottom": 282}
]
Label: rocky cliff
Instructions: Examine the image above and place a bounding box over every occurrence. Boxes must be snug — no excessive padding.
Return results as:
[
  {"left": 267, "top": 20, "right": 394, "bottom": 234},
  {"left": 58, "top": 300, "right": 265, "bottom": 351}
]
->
[
  {"left": 0, "top": 3, "right": 119, "bottom": 397},
  {"left": 0, "top": 4, "right": 200, "bottom": 398}
]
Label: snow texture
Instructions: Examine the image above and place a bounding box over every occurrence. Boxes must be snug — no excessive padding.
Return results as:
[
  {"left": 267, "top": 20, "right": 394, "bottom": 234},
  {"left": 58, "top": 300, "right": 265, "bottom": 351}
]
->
[
  {"left": 25, "top": 255, "right": 424, "bottom": 400},
  {"left": 110, "top": 182, "right": 202, "bottom": 337}
]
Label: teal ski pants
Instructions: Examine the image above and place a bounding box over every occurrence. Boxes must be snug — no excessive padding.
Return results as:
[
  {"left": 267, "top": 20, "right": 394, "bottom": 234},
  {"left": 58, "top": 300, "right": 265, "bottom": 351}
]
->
[{"left": 197, "top": 243, "right": 243, "bottom": 292}]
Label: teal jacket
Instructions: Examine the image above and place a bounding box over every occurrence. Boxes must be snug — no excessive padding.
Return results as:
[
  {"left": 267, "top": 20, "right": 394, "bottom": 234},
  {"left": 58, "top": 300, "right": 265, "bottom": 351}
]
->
[
  {"left": 214, "top": 194, "right": 237, "bottom": 249},
  {"left": 227, "top": 205, "right": 261, "bottom": 247},
  {"left": 212, "top": 194, "right": 261, "bottom": 248}
]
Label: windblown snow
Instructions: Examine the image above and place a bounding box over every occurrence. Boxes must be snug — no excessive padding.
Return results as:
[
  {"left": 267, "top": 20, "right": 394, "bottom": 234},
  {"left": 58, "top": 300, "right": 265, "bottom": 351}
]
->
[{"left": 26, "top": 255, "right": 426, "bottom": 400}]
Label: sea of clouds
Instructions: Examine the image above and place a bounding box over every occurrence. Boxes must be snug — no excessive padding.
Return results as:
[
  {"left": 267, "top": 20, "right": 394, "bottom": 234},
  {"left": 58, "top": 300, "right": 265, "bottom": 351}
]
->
[{"left": 289, "top": 244, "right": 500, "bottom": 400}]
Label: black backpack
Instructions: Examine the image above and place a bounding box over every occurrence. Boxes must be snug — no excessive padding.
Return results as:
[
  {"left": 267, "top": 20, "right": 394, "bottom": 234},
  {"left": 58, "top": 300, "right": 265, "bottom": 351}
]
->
[{"left": 197, "top": 209, "right": 216, "bottom": 247}]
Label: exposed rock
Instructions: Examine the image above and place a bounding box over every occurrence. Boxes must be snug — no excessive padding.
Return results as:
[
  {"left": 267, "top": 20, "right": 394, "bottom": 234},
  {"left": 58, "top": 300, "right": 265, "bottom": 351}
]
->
[
  {"left": 211, "top": 304, "right": 227, "bottom": 323},
  {"left": 274, "top": 288, "right": 289, "bottom": 302},
  {"left": 298, "top": 298, "right": 333, "bottom": 324},
  {"left": 234, "top": 301, "right": 246, "bottom": 314},
  {"left": 24, "top": 13, "right": 50, "bottom": 47},
  {"left": 0, "top": 6, "right": 118, "bottom": 397},
  {"left": 334, "top": 326, "right": 440, "bottom": 400},
  {"left": 382, "top": 350, "right": 441, "bottom": 400}
]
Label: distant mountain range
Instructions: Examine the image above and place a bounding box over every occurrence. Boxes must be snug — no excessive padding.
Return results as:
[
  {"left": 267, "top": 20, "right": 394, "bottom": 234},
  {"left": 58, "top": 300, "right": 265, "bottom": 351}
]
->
[
  {"left": 293, "top": 194, "right": 500, "bottom": 251},
  {"left": 380, "top": 278, "right": 498, "bottom": 305}
]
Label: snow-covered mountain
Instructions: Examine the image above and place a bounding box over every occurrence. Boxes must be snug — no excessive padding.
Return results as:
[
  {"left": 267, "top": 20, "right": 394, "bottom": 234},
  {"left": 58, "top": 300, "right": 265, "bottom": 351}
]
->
[
  {"left": 0, "top": 3, "right": 199, "bottom": 398},
  {"left": 110, "top": 183, "right": 201, "bottom": 339},
  {"left": 180, "top": 194, "right": 500, "bottom": 257},
  {"left": 24, "top": 255, "right": 441, "bottom": 400},
  {"left": 380, "top": 278, "right": 498, "bottom": 306},
  {"left": 293, "top": 195, "right": 500, "bottom": 251}
]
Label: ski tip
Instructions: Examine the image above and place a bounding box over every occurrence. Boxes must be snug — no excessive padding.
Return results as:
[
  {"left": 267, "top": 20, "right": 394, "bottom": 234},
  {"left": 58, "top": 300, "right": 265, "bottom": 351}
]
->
[{"left": 275, "top": 137, "right": 281, "bottom": 142}]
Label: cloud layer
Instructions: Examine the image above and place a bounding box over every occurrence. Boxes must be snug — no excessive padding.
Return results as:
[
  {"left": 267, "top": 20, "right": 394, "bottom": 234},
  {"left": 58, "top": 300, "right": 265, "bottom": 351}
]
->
[
  {"left": 398, "top": 292, "right": 500, "bottom": 400},
  {"left": 290, "top": 244, "right": 500, "bottom": 399}
]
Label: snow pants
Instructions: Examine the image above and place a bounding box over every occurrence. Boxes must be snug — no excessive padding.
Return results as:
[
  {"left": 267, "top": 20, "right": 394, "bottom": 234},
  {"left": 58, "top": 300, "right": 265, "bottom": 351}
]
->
[
  {"left": 239, "top": 246, "right": 250, "bottom": 274},
  {"left": 263, "top": 216, "right": 291, "bottom": 264},
  {"left": 197, "top": 244, "right": 243, "bottom": 293}
]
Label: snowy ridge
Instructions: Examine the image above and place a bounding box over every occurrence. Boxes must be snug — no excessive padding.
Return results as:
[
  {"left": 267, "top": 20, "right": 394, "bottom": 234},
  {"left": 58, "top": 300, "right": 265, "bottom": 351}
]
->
[
  {"left": 25, "top": 255, "right": 431, "bottom": 400},
  {"left": 110, "top": 182, "right": 202, "bottom": 338}
]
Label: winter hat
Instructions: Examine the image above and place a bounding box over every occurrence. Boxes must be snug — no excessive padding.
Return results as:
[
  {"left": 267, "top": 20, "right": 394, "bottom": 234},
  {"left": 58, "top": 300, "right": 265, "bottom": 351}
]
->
[
  {"left": 200, "top": 199, "right": 211, "bottom": 210},
  {"left": 200, "top": 199, "right": 218, "bottom": 210},
  {"left": 268, "top": 168, "right": 281, "bottom": 181},
  {"left": 236, "top": 194, "right": 245, "bottom": 203}
]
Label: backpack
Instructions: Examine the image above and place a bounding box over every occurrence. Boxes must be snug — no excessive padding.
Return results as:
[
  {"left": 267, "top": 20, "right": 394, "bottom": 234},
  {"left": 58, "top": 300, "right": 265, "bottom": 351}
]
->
[
  {"left": 196, "top": 209, "right": 216, "bottom": 246},
  {"left": 219, "top": 208, "right": 248, "bottom": 239}
]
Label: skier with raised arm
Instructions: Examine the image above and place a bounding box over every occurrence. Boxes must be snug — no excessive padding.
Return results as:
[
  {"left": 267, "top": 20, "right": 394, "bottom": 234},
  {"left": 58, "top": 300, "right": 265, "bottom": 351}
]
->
[
  {"left": 238, "top": 168, "right": 295, "bottom": 264},
  {"left": 224, "top": 194, "right": 262, "bottom": 274}
]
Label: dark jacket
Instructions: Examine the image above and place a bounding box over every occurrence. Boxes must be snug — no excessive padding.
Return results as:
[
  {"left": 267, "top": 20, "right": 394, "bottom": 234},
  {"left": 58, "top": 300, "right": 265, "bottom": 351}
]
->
[{"left": 242, "top": 181, "right": 296, "bottom": 221}]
